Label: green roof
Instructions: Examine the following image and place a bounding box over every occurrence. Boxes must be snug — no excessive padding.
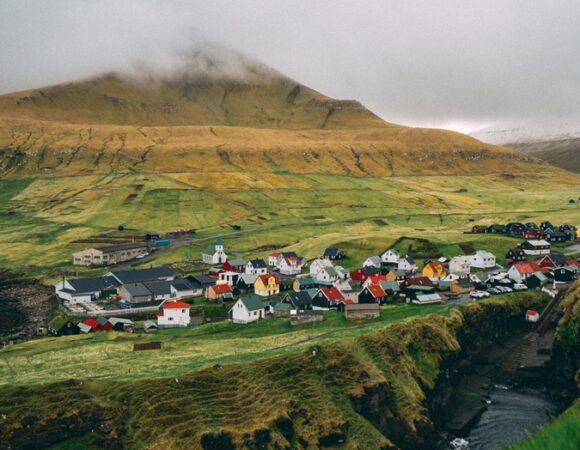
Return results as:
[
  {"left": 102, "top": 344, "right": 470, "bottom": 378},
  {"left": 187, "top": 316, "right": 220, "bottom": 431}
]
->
[
  {"left": 202, "top": 244, "right": 216, "bottom": 255},
  {"left": 274, "top": 302, "right": 291, "bottom": 311},
  {"left": 406, "top": 285, "right": 434, "bottom": 291},
  {"left": 240, "top": 296, "right": 264, "bottom": 311},
  {"left": 229, "top": 258, "right": 247, "bottom": 266},
  {"left": 297, "top": 276, "right": 316, "bottom": 286},
  {"left": 324, "top": 267, "right": 338, "bottom": 277},
  {"left": 305, "top": 288, "right": 318, "bottom": 297}
]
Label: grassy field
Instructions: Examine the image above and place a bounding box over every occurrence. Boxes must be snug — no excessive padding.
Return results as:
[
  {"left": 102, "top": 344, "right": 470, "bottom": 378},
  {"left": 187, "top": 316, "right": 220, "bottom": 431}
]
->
[
  {"left": 0, "top": 171, "right": 578, "bottom": 281},
  {"left": 0, "top": 303, "right": 450, "bottom": 386}
]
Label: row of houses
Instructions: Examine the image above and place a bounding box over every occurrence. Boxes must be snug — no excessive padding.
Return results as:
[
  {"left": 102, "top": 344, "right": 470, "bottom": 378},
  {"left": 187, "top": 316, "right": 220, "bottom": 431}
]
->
[{"left": 471, "top": 221, "right": 577, "bottom": 243}]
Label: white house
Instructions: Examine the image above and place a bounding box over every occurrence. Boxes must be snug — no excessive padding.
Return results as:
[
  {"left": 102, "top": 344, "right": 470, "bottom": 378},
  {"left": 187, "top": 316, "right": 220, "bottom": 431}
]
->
[
  {"left": 381, "top": 249, "right": 400, "bottom": 265},
  {"left": 508, "top": 262, "right": 542, "bottom": 283},
  {"left": 334, "top": 266, "right": 351, "bottom": 280},
  {"left": 449, "top": 256, "right": 471, "bottom": 274},
  {"left": 277, "top": 256, "right": 304, "bottom": 275},
  {"left": 398, "top": 256, "right": 417, "bottom": 274},
  {"left": 230, "top": 297, "right": 265, "bottom": 324},
  {"left": 469, "top": 251, "right": 496, "bottom": 270},
  {"left": 309, "top": 257, "right": 333, "bottom": 277},
  {"left": 218, "top": 271, "right": 240, "bottom": 286},
  {"left": 314, "top": 266, "right": 339, "bottom": 284},
  {"left": 521, "top": 240, "right": 551, "bottom": 256},
  {"left": 363, "top": 256, "right": 382, "bottom": 269},
  {"left": 157, "top": 301, "right": 191, "bottom": 328},
  {"left": 202, "top": 239, "right": 227, "bottom": 264},
  {"left": 55, "top": 276, "right": 120, "bottom": 303},
  {"left": 246, "top": 259, "right": 268, "bottom": 275}
]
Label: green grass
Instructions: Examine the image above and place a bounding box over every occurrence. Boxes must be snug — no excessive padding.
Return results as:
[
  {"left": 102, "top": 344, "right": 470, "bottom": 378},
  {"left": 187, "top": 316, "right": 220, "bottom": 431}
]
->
[
  {"left": 1, "top": 171, "right": 579, "bottom": 281},
  {"left": 508, "top": 401, "right": 580, "bottom": 450}
]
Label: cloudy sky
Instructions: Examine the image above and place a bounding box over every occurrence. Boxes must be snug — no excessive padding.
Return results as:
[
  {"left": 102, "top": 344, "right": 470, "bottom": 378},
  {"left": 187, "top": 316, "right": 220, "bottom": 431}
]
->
[{"left": 1, "top": 0, "right": 579, "bottom": 133}]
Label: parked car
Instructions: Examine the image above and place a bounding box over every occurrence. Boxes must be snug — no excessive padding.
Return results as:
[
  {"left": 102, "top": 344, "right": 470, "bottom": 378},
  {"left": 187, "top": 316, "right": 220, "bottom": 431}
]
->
[
  {"left": 469, "top": 291, "right": 488, "bottom": 299},
  {"left": 513, "top": 283, "right": 528, "bottom": 291},
  {"left": 487, "top": 287, "right": 501, "bottom": 295},
  {"left": 135, "top": 253, "right": 149, "bottom": 259},
  {"left": 496, "top": 286, "right": 513, "bottom": 293}
]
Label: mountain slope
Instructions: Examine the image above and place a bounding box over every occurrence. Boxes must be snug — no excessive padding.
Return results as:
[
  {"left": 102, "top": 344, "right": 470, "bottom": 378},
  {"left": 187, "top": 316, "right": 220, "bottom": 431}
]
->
[
  {"left": 0, "top": 64, "right": 553, "bottom": 178},
  {"left": 510, "top": 139, "right": 580, "bottom": 173}
]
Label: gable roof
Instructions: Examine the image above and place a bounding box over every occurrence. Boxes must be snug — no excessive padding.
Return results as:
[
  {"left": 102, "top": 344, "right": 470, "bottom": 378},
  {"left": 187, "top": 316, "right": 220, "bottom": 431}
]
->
[
  {"left": 424, "top": 261, "right": 445, "bottom": 272},
  {"left": 541, "top": 253, "right": 567, "bottom": 266},
  {"left": 228, "top": 258, "right": 247, "bottom": 266},
  {"left": 284, "top": 291, "right": 312, "bottom": 307},
  {"left": 283, "top": 256, "right": 303, "bottom": 266},
  {"left": 366, "top": 284, "right": 387, "bottom": 298},
  {"left": 67, "top": 276, "right": 120, "bottom": 293},
  {"left": 210, "top": 283, "right": 233, "bottom": 294},
  {"left": 248, "top": 258, "right": 267, "bottom": 268},
  {"left": 186, "top": 275, "right": 215, "bottom": 288},
  {"left": 295, "top": 276, "right": 316, "bottom": 286},
  {"left": 256, "top": 273, "right": 279, "bottom": 285},
  {"left": 94, "top": 242, "right": 148, "bottom": 253},
  {"left": 239, "top": 296, "right": 265, "bottom": 311},
  {"left": 512, "top": 261, "right": 542, "bottom": 275},
  {"left": 238, "top": 273, "right": 258, "bottom": 284},
  {"left": 364, "top": 256, "right": 382, "bottom": 266},
  {"left": 319, "top": 287, "right": 345, "bottom": 302},
  {"left": 323, "top": 247, "right": 343, "bottom": 257},
  {"left": 110, "top": 267, "right": 175, "bottom": 284}
]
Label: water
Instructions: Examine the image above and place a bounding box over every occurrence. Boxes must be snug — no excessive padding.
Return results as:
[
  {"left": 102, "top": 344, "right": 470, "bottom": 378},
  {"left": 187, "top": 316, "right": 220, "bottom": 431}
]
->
[{"left": 457, "top": 387, "right": 558, "bottom": 450}]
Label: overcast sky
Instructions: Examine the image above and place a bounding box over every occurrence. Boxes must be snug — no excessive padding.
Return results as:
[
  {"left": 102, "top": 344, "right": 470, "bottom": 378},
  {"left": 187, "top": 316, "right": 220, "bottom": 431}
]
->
[{"left": 1, "top": 0, "right": 579, "bottom": 133}]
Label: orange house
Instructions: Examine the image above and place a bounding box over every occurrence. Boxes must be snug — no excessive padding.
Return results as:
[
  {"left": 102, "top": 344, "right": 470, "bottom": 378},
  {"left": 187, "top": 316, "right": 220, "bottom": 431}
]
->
[{"left": 422, "top": 261, "right": 446, "bottom": 280}]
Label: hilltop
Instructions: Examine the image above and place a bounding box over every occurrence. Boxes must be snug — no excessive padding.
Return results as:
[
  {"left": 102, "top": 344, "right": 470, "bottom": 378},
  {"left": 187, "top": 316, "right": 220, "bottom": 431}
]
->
[{"left": 0, "top": 59, "right": 549, "bottom": 179}]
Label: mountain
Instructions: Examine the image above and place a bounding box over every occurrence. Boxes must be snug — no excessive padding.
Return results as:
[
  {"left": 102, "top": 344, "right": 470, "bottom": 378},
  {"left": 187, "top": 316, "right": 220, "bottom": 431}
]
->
[
  {"left": 471, "top": 123, "right": 580, "bottom": 173},
  {"left": 0, "top": 62, "right": 550, "bottom": 178}
]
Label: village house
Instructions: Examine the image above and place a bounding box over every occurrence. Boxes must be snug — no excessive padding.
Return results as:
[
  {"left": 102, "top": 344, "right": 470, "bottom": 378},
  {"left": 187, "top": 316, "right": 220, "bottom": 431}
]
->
[
  {"left": 205, "top": 283, "right": 234, "bottom": 301},
  {"left": 107, "top": 317, "right": 134, "bottom": 332},
  {"left": 363, "top": 255, "right": 382, "bottom": 269},
  {"left": 334, "top": 266, "right": 351, "bottom": 280},
  {"left": 157, "top": 301, "right": 191, "bottom": 328},
  {"left": 207, "top": 267, "right": 224, "bottom": 279},
  {"left": 236, "top": 273, "right": 258, "bottom": 292},
  {"left": 281, "top": 291, "right": 313, "bottom": 311},
  {"left": 381, "top": 249, "right": 400, "bottom": 265},
  {"left": 293, "top": 276, "right": 318, "bottom": 291},
  {"left": 222, "top": 258, "right": 247, "bottom": 273},
  {"left": 218, "top": 271, "right": 240, "bottom": 286},
  {"left": 449, "top": 256, "right": 471, "bottom": 274},
  {"left": 523, "top": 228, "right": 544, "bottom": 240},
  {"left": 526, "top": 272, "right": 549, "bottom": 289},
  {"left": 508, "top": 262, "right": 543, "bottom": 283},
  {"left": 505, "top": 246, "right": 526, "bottom": 264},
  {"left": 404, "top": 285, "right": 437, "bottom": 302},
  {"left": 254, "top": 274, "right": 280, "bottom": 296},
  {"left": 72, "top": 242, "right": 149, "bottom": 267},
  {"left": 449, "top": 278, "right": 475, "bottom": 295},
  {"left": 379, "top": 280, "right": 400, "bottom": 297},
  {"left": 358, "top": 285, "right": 387, "bottom": 304},
  {"left": 314, "top": 266, "right": 339, "bottom": 284},
  {"left": 538, "top": 253, "right": 568, "bottom": 269},
  {"left": 323, "top": 247, "right": 346, "bottom": 260},
  {"left": 520, "top": 240, "right": 551, "bottom": 256},
  {"left": 398, "top": 256, "right": 417, "bottom": 273},
  {"left": 422, "top": 261, "right": 447, "bottom": 280},
  {"left": 202, "top": 239, "right": 227, "bottom": 264},
  {"left": 469, "top": 250, "right": 496, "bottom": 270},
  {"left": 506, "top": 222, "right": 527, "bottom": 236},
  {"left": 55, "top": 276, "right": 120, "bottom": 303},
  {"left": 545, "top": 230, "right": 568, "bottom": 243},
  {"left": 312, "top": 286, "right": 345, "bottom": 310},
  {"left": 246, "top": 259, "right": 268, "bottom": 275},
  {"left": 268, "top": 252, "right": 281, "bottom": 266},
  {"left": 551, "top": 266, "right": 578, "bottom": 283},
  {"left": 230, "top": 297, "right": 265, "bottom": 324},
  {"left": 185, "top": 275, "right": 215, "bottom": 297},
  {"left": 309, "top": 257, "right": 333, "bottom": 276},
  {"left": 277, "top": 255, "right": 304, "bottom": 275},
  {"left": 363, "top": 274, "right": 387, "bottom": 288},
  {"left": 48, "top": 315, "right": 80, "bottom": 336}
]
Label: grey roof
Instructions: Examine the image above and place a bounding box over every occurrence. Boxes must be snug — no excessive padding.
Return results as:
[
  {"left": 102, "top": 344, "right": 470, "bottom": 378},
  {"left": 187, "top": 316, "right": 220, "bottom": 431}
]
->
[
  {"left": 143, "top": 320, "right": 158, "bottom": 329},
  {"left": 144, "top": 281, "right": 173, "bottom": 296},
  {"left": 124, "top": 283, "right": 153, "bottom": 297},
  {"left": 111, "top": 267, "right": 175, "bottom": 284},
  {"left": 67, "top": 276, "right": 120, "bottom": 294},
  {"left": 186, "top": 275, "right": 215, "bottom": 288},
  {"left": 171, "top": 281, "right": 193, "bottom": 292},
  {"left": 108, "top": 317, "right": 134, "bottom": 325},
  {"left": 284, "top": 291, "right": 312, "bottom": 307},
  {"left": 364, "top": 256, "right": 382, "bottom": 266},
  {"left": 248, "top": 259, "right": 267, "bottom": 268},
  {"left": 96, "top": 242, "right": 148, "bottom": 253},
  {"left": 238, "top": 273, "right": 258, "bottom": 284},
  {"left": 544, "top": 253, "right": 567, "bottom": 266}
]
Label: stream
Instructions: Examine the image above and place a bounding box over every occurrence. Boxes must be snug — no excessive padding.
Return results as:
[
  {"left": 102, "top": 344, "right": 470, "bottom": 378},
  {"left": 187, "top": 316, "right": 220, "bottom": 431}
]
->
[{"left": 452, "top": 386, "right": 558, "bottom": 450}]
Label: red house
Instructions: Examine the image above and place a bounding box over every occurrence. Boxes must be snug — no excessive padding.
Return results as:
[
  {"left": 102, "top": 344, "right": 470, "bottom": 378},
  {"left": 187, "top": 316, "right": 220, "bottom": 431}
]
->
[
  {"left": 222, "top": 259, "right": 245, "bottom": 273},
  {"left": 366, "top": 274, "right": 388, "bottom": 285},
  {"left": 82, "top": 318, "right": 100, "bottom": 331},
  {"left": 400, "top": 276, "right": 435, "bottom": 291},
  {"left": 538, "top": 253, "right": 567, "bottom": 269},
  {"left": 523, "top": 229, "right": 544, "bottom": 240}
]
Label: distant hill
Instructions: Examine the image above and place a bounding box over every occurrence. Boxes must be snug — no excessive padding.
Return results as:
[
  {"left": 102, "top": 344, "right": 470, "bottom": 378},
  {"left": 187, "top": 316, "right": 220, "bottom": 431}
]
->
[{"left": 471, "top": 124, "right": 580, "bottom": 173}]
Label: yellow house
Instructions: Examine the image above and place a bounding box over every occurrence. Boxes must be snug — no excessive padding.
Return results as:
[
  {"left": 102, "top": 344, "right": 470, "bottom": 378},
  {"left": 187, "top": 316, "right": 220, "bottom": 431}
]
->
[
  {"left": 254, "top": 274, "right": 280, "bottom": 297},
  {"left": 422, "top": 261, "right": 446, "bottom": 280}
]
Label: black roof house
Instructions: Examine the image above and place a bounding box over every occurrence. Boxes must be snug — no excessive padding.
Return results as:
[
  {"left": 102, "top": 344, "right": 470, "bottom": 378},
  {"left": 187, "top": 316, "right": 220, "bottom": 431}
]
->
[
  {"left": 323, "top": 247, "right": 346, "bottom": 260},
  {"left": 282, "top": 291, "right": 313, "bottom": 310},
  {"left": 110, "top": 267, "right": 175, "bottom": 284}
]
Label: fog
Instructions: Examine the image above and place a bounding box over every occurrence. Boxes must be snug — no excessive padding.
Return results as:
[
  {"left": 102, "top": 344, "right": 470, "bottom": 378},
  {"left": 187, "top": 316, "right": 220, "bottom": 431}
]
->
[{"left": 1, "top": 0, "right": 579, "bottom": 133}]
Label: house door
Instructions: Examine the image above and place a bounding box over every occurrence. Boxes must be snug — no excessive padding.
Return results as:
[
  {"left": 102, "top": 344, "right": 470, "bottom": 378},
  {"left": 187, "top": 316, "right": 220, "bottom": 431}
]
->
[{"left": 259, "top": 310, "right": 263, "bottom": 319}]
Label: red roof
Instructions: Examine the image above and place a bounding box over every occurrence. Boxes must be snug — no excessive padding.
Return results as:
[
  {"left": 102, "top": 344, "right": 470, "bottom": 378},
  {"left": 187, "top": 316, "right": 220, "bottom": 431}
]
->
[
  {"left": 526, "top": 309, "right": 539, "bottom": 316},
  {"left": 83, "top": 318, "right": 99, "bottom": 329},
  {"left": 368, "top": 274, "right": 387, "bottom": 285},
  {"left": 367, "top": 284, "right": 387, "bottom": 298},
  {"left": 341, "top": 299, "right": 355, "bottom": 305},
  {"left": 284, "top": 256, "right": 302, "bottom": 265},
  {"left": 163, "top": 301, "right": 191, "bottom": 309},
  {"left": 566, "top": 259, "right": 580, "bottom": 267},
  {"left": 320, "top": 287, "right": 345, "bottom": 302},
  {"left": 513, "top": 261, "right": 542, "bottom": 275},
  {"left": 405, "top": 277, "right": 435, "bottom": 287},
  {"left": 210, "top": 284, "right": 233, "bottom": 294},
  {"left": 257, "top": 273, "right": 279, "bottom": 284},
  {"left": 269, "top": 252, "right": 281, "bottom": 257}
]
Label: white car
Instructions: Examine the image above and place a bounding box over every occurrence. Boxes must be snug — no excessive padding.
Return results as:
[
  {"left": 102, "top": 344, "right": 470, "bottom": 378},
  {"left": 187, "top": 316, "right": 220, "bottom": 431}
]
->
[
  {"left": 513, "top": 283, "right": 528, "bottom": 291},
  {"left": 469, "top": 291, "right": 487, "bottom": 299},
  {"left": 135, "top": 253, "right": 149, "bottom": 259}
]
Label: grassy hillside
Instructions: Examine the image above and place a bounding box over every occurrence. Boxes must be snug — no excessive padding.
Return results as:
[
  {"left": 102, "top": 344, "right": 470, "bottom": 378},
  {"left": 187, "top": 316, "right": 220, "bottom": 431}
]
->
[{"left": 0, "top": 293, "right": 549, "bottom": 449}]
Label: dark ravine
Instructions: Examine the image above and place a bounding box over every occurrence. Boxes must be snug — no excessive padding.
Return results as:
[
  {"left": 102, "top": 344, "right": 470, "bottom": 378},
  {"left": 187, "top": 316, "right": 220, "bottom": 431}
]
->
[{"left": 1, "top": 291, "right": 574, "bottom": 450}]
